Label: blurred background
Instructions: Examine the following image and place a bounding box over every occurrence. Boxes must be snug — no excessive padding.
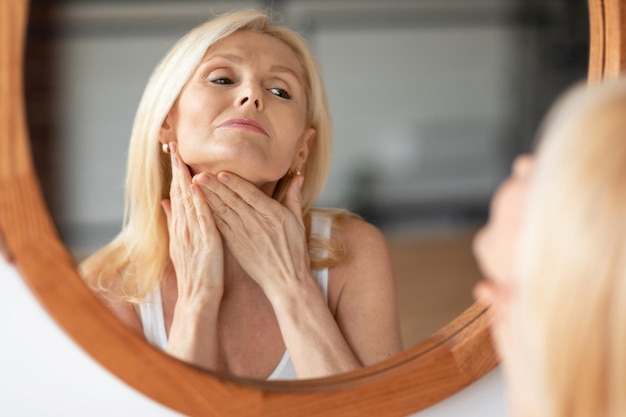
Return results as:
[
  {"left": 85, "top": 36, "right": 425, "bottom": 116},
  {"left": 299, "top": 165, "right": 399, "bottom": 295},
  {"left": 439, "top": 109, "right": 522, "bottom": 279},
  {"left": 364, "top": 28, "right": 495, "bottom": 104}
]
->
[{"left": 25, "top": 0, "right": 589, "bottom": 349}]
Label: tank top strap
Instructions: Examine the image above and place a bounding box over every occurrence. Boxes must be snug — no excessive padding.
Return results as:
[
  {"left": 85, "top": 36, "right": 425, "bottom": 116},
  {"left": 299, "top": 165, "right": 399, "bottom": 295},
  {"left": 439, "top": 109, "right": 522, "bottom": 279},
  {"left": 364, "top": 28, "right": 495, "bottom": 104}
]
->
[{"left": 139, "top": 285, "right": 168, "bottom": 350}]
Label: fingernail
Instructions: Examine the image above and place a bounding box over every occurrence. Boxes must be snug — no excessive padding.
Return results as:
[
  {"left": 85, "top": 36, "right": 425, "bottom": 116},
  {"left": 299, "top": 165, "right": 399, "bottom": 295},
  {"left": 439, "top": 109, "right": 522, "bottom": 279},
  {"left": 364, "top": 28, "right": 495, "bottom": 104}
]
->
[
  {"left": 195, "top": 174, "right": 211, "bottom": 186},
  {"left": 169, "top": 142, "right": 177, "bottom": 154},
  {"left": 297, "top": 176, "right": 304, "bottom": 189},
  {"left": 217, "top": 172, "right": 230, "bottom": 183}
]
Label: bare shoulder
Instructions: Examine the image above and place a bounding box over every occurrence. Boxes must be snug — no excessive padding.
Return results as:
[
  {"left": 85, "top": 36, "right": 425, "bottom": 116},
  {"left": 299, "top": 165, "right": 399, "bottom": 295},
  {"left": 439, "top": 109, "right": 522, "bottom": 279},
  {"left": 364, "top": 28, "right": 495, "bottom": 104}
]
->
[
  {"left": 327, "top": 214, "right": 403, "bottom": 360},
  {"left": 332, "top": 215, "right": 391, "bottom": 264},
  {"left": 326, "top": 214, "right": 395, "bottom": 311}
]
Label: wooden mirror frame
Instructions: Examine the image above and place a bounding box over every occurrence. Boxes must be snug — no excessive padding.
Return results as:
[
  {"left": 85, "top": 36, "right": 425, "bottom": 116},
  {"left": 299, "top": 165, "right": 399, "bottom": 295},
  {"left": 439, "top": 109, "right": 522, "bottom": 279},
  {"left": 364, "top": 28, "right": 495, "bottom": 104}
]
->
[{"left": 1, "top": 1, "right": 623, "bottom": 415}]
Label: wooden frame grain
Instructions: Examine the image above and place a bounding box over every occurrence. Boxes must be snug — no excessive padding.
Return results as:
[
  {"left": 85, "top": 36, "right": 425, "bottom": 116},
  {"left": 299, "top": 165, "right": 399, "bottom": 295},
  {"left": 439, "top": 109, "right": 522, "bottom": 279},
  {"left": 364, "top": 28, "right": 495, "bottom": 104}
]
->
[{"left": 0, "top": 0, "right": 621, "bottom": 415}]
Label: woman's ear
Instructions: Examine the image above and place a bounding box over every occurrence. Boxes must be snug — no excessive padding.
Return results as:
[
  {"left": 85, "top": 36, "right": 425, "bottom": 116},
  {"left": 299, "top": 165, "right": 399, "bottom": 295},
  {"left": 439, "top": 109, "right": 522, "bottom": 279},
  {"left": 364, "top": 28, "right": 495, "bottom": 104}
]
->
[
  {"left": 292, "top": 128, "right": 316, "bottom": 169},
  {"left": 159, "top": 114, "right": 177, "bottom": 145}
]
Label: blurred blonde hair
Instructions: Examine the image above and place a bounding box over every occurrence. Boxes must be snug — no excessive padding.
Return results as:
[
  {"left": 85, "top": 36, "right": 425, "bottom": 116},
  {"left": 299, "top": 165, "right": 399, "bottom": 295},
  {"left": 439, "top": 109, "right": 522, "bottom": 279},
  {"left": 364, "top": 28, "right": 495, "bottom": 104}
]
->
[
  {"left": 81, "top": 10, "right": 345, "bottom": 302},
  {"left": 515, "top": 78, "right": 626, "bottom": 417}
]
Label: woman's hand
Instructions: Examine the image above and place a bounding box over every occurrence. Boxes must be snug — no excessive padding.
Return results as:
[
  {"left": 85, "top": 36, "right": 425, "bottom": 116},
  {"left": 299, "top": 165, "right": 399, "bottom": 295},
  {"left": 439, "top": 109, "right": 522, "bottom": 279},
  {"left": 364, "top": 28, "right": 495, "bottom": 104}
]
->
[
  {"left": 197, "top": 171, "right": 371, "bottom": 378},
  {"left": 161, "top": 142, "right": 224, "bottom": 302},
  {"left": 195, "top": 171, "right": 310, "bottom": 301}
]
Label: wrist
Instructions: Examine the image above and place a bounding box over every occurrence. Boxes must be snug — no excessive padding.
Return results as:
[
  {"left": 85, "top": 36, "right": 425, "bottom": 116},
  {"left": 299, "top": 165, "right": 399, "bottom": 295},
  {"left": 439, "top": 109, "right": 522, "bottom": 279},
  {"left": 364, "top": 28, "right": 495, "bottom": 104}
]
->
[
  {"left": 268, "top": 274, "right": 324, "bottom": 318},
  {"left": 176, "top": 281, "right": 223, "bottom": 303},
  {"left": 174, "top": 294, "right": 221, "bottom": 320}
]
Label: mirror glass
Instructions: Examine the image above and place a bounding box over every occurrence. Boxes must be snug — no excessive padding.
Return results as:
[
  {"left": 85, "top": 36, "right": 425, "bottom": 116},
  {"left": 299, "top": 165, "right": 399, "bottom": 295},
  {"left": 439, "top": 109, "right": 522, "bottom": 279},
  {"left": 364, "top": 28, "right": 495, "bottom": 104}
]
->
[{"left": 25, "top": 0, "right": 589, "bottom": 375}]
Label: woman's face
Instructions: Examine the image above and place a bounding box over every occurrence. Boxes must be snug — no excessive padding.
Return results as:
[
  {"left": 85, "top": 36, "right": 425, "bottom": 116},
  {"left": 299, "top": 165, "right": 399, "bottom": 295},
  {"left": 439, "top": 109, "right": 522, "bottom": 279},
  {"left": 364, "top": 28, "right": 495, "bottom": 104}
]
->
[
  {"left": 162, "top": 30, "right": 315, "bottom": 195},
  {"left": 473, "top": 155, "right": 539, "bottom": 416}
]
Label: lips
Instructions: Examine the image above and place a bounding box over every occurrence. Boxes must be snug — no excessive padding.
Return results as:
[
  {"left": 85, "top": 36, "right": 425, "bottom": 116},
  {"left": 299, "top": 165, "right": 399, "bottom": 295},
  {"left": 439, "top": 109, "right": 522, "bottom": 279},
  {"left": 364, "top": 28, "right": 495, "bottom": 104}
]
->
[{"left": 218, "top": 117, "right": 269, "bottom": 136}]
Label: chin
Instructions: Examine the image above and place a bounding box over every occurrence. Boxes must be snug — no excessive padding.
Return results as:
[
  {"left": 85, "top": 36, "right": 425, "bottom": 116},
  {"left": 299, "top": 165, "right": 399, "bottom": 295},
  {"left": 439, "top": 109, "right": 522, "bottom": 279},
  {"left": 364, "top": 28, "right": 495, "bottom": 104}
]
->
[{"left": 181, "top": 150, "right": 286, "bottom": 183}]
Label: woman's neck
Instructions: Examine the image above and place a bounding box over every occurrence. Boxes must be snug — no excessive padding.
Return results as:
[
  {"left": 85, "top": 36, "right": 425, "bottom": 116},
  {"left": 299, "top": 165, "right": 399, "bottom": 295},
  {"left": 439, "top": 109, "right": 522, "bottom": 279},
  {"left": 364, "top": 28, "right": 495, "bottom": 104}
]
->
[{"left": 222, "top": 249, "right": 256, "bottom": 293}]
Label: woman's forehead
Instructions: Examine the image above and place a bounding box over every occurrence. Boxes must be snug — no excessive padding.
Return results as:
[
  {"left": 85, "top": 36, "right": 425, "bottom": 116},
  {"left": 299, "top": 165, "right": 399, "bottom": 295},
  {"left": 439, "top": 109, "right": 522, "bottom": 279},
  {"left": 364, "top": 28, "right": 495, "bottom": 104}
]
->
[{"left": 201, "top": 30, "right": 304, "bottom": 76}]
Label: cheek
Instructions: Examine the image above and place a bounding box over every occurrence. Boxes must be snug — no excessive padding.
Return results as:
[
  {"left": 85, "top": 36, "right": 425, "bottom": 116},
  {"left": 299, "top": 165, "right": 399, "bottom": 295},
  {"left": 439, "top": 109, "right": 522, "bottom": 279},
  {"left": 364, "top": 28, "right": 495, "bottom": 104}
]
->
[
  {"left": 277, "top": 111, "right": 308, "bottom": 148},
  {"left": 490, "top": 181, "right": 528, "bottom": 253},
  {"left": 494, "top": 176, "right": 530, "bottom": 228},
  {"left": 175, "top": 89, "right": 219, "bottom": 132}
]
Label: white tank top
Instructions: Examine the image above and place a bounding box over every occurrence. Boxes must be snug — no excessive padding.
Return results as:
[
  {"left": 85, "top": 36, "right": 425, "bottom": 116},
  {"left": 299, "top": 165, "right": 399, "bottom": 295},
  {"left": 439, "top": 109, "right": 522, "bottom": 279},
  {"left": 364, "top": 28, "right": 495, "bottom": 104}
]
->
[{"left": 139, "top": 212, "right": 332, "bottom": 380}]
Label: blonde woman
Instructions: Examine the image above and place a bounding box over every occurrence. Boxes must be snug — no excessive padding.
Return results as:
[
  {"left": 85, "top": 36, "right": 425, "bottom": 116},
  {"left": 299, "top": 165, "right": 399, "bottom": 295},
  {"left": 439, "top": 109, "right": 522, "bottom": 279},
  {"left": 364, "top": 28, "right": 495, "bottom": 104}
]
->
[
  {"left": 474, "top": 78, "right": 626, "bottom": 417},
  {"left": 80, "top": 10, "right": 402, "bottom": 380}
]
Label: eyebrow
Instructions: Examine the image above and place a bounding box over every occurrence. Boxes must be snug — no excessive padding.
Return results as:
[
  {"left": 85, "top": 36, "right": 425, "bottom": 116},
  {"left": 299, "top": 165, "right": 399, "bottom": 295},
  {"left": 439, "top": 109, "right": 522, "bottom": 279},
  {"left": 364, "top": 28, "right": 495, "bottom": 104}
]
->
[
  {"left": 269, "top": 65, "right": 302, "bottom": 83},
  {"left": 203, "top": 53, "right": 242, "bottom": 64},
  {"left": 202, "top": 53, "right": 302, "bottom": 83}
]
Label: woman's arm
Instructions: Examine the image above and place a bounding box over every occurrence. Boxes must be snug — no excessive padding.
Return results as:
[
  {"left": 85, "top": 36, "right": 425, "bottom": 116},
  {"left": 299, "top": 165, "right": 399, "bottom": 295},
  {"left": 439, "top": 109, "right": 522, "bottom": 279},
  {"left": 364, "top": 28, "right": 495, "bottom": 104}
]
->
[
  {"left": 270, "top": 217, "right": 402, "bottom": 377},
  {"left": 161, "top": 142, "right": 224, "bottom": 370},
  {"left": 327, "top": 216, "right": 403, "bottom": 366}
]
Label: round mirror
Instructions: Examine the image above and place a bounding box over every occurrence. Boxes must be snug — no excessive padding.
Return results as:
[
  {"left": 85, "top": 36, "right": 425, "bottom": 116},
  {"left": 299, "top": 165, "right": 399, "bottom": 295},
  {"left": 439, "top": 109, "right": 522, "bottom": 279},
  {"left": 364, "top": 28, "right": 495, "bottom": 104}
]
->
[
  {"left": 27, "top": 0, "right": 589, "bottom": 354},
  {"left": 1, "top": 0, "right": 615, "bottom": 415}
]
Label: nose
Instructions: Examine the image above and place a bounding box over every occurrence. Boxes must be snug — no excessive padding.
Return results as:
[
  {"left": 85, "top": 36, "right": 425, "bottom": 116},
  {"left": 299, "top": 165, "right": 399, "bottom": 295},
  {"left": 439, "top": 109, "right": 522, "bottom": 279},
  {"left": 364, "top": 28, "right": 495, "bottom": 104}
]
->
[
  {"left": 239, "top": 96, "right": 260, "bottom": 108},
  {"left": 237, "top": 85, "right": 263, "bottom": 111}
]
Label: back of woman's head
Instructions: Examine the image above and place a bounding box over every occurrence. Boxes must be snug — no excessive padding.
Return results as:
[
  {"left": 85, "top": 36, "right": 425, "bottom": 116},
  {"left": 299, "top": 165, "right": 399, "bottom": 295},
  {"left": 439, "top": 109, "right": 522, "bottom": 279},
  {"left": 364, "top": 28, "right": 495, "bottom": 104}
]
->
[{"left": 516, "top": 79, "right": 626, "bottom": 417}]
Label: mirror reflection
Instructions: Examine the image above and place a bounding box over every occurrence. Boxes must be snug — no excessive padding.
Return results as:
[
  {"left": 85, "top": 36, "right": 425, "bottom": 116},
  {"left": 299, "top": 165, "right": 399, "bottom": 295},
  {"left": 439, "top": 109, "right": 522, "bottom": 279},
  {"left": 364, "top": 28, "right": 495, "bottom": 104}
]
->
[{"left": 26, "top": 0, "right": 588, "bottom": 379}]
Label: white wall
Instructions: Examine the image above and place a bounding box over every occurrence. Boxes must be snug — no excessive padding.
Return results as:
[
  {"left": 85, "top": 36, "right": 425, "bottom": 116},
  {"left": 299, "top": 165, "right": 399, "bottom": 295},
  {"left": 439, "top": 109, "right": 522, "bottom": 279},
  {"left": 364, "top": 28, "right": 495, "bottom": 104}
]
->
[
  {"left": 0, "top": 260, "right": 507, "bottom": 416},
  {"left": 0, "top": 260, "right": 182, "bottom": 417},
  {"left": 312, "top": 25, "right": 514, "bottom": 208}
]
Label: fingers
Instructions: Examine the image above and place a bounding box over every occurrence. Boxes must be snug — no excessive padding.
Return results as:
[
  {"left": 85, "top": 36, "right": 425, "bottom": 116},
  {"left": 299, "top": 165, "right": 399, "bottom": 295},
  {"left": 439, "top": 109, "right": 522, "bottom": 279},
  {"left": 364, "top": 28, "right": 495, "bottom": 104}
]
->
[
  {"left": 190, "top": 183, "right": 219, "bottom": 241},
  {"left": 169, "top": 142, "right": 195, "bottom": 220},
  {"left": 193, "top": 174, "right": 237, "bottom": 244},
  {"left": 167, "top": 142, "right": 218, "bottom": 239},
  {"left": 195, "top": 174, "right": 240, "bottom": 219},
  {"left": 196, "top": 171, "right": 305, "bottom": 222},
  {"left": 194, "top": 172, "right": 271, "bottom": 240},
  {"left": 218, "top": 172, "right": 264, "bottom": 206},
  {"left": 194, "top": 172, "right": 289, "bottom": 250},
  {"left": 209, "top": 172, "right": 271, "bottom": 214}
]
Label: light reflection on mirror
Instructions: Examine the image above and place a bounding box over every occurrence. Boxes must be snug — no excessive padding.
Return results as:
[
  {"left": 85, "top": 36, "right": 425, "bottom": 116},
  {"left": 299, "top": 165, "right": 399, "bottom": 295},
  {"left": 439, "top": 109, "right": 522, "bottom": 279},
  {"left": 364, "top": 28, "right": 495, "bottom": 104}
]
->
[{"left": 26, "top": 0, "right": 588, "bottom": 368}]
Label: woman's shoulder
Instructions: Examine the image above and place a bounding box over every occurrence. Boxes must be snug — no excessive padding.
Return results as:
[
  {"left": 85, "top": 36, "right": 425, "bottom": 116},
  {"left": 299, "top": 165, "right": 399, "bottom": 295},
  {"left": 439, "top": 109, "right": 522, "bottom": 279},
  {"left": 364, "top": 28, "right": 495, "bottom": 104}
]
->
[
  {"left": 317, "top": 209, "right": 395, "bottom": 316},
  {"left": 336, "top": 216, "right": 389, "bottom": 259},
  {"left": 310, "top": 208, "right": 389, "bottom": 259}
]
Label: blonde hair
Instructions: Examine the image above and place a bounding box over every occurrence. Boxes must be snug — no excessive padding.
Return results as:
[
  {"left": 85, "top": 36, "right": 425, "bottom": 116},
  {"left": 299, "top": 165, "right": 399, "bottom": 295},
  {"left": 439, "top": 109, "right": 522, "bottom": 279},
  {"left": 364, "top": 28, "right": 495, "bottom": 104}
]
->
[
  {"left": 515, "top": 79, "right": 626, "bottom": 417},
  {"left": 81, "top": 10, "right": 340, "bottom": 301}
]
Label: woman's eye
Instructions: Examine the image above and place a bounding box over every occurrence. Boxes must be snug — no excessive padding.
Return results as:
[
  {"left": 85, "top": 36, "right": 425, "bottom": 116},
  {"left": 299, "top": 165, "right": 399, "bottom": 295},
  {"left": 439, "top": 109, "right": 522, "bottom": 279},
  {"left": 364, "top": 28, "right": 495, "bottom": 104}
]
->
[
  {"left": 210, "top": 77, "right": 233, "bottom": 85},
  {"left": 269, "top": 87, "right": 291, "bottom": 99}
]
